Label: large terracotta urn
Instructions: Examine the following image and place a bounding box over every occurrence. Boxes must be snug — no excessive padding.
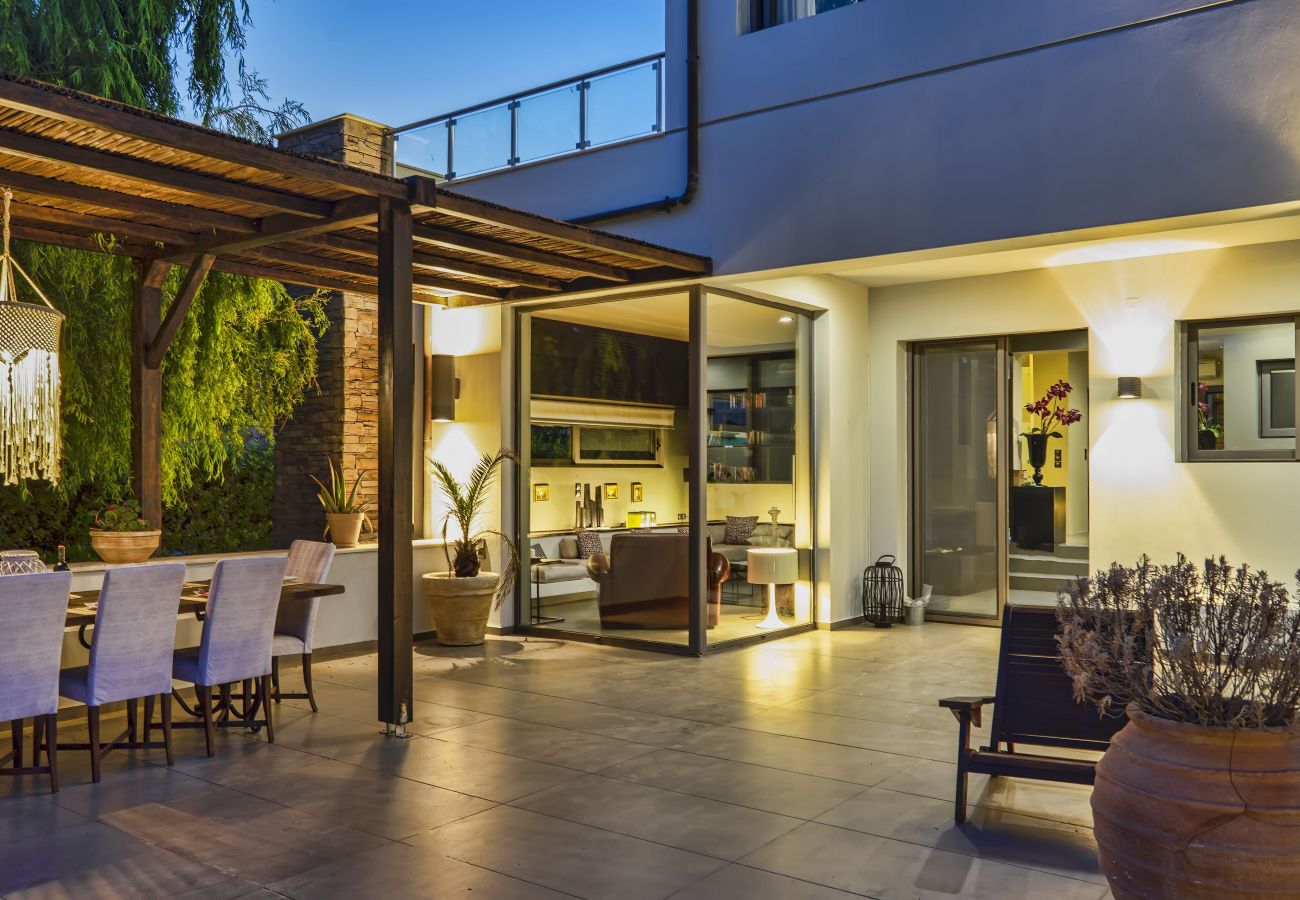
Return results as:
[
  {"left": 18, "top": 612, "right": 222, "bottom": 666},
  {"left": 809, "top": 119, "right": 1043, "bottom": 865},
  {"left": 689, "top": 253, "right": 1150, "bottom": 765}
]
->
[
  {"left": 422, "top": 572, "right": 499, "bottom": 646},
  {"left": 1092, "top": 704, "right": 1300, "bottom": 898}
]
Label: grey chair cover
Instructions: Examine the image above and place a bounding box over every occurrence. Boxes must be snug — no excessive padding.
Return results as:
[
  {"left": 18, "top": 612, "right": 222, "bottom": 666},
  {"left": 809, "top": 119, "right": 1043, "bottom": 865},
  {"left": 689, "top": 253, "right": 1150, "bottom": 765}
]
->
[
  {"left": 60, "top": 563, "right": 185, "bottom": 706},
  {"left": 0, "top": 571, "right": 72, "bottom": 721},
  {"left": 173, "top": 556, "right": 286, "bottom": 687},
  {"left": 272, "top": 540, "right": 335, "bottom": 656}
]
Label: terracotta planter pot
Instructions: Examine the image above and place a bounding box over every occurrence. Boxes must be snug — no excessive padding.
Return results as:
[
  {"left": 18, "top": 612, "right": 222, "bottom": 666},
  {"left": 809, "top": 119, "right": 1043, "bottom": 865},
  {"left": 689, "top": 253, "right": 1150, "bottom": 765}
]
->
[
  {"left": 89, "top": 529, "right": 161, "bottom": 564},
  {"left": 1092, "top": 704, "right": 1300, "bottom": 899},
  {"left": 326, "top": 512, "right": 365, "bottom": 548},
  {"left": 422, "top": 572, "right": 498, "bottom": 646}
]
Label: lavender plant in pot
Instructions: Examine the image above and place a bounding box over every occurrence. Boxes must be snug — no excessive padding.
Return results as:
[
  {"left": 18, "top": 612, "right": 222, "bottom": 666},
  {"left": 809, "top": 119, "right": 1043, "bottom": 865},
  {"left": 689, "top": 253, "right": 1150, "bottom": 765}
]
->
[
  {"left": 424, "top": 449, "right": 519, "bottom": 646},
  {"left": 1058, "top": 555, "right": 1300, "bottom": 898}
]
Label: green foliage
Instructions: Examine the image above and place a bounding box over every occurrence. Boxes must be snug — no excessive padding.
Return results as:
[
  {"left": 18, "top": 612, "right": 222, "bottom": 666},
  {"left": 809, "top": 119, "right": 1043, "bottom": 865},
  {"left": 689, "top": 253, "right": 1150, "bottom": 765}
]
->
[
  {"left": 429, "top": 449, "right": 520, "bottom": 604},
  {"left": 93, "top": 499, "right": 153, "bottom": 532},
  {"left": 311, "top": 457, "right": 372, "bottom": 522}
]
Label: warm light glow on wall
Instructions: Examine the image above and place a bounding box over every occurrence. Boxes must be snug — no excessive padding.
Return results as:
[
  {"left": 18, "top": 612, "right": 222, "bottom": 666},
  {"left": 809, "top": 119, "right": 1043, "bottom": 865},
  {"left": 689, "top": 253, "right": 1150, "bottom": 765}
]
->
[
  {"left": 428, "top": 304, "right": 500, "bottom": 356},
  {"left": 1046, "top": 239, "right": 1220, "bottom": 268},
  {"left": 428, "top": 425, "right": 483, "bottom": 541}
]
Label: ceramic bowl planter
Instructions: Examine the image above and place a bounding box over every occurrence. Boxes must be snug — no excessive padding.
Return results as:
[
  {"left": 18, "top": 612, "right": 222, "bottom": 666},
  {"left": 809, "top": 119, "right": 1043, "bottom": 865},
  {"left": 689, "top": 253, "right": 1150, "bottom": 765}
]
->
[
  {"left": 89, "top": 529, "right": 161, "bottom": 564},
  {"left": 1092, "top": 705, "right": 1300, "bottom": 899},
  {"left": 326, "top": 512, "right": 365, "bottom": 548},
  {"left": 423, "top": 572, "right": 499, "bottom": 646}
]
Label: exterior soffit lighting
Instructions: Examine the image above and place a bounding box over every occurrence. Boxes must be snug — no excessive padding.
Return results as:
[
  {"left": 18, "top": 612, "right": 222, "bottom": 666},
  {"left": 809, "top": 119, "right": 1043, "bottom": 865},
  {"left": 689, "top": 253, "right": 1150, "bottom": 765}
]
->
[{"left": 778, "top": 315, "right": 794, "bottom": 324}]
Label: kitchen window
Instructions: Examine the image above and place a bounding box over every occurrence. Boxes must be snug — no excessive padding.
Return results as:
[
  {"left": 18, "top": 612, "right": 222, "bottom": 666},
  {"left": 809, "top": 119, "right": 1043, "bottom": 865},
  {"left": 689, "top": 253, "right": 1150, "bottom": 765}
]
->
[{"left": 1182, "top": 316, "right": 1300, "bottom": 461}]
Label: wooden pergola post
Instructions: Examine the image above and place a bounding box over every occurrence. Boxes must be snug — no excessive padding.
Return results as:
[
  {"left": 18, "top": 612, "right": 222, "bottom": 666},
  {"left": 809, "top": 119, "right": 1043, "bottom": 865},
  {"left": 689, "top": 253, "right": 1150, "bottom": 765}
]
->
[
  {"left": 130, "top": 258, "right": 170, "bottom": 532},
  {"left": 376, "top": 196, "right": 415, "bottom": 730}
]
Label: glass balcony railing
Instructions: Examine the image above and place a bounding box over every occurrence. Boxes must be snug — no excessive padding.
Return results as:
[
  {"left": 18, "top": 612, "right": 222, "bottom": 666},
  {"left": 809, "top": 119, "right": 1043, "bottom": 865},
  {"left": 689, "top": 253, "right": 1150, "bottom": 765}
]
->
[{"left": 393, "top": 54, "right": 664, "bottom": 181}]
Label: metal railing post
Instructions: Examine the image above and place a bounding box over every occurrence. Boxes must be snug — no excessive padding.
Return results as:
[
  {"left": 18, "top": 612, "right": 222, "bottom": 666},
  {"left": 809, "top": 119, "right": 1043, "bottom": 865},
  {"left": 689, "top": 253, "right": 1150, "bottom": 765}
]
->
[
  {"left": 653, "top": 60, "right": 663, "bottom": 133},
  {"left": 577, "top": 81, "right": 590, "bottom": 150},
  {"left": 446, "top": 119, "right": 456, "bottom": 180},
  {"left": 509, "top": 100, "right": 520, "bottom": 166}
]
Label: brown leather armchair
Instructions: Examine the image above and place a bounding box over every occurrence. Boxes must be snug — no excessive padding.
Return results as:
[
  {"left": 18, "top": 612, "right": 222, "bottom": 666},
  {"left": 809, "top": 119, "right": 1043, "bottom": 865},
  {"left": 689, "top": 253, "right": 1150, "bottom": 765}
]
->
[{"left": 587, "top": 533, "right": 730, "bottom": 629}]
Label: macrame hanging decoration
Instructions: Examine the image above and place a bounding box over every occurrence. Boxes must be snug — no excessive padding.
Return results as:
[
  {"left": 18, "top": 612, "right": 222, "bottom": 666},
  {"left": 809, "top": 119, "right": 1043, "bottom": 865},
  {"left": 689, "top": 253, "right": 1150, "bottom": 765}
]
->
[{"left": 0, "top": 187, "right": 63, "bottom": 484}]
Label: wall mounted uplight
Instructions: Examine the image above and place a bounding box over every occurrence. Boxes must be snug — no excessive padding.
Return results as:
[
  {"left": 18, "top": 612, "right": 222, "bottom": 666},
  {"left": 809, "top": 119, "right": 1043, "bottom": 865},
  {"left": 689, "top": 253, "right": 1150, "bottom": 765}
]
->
[
  {"left": 426, "top": 354, "right": 461, "bottom": 423},
  {"left": 1117, "top": 377, "right": 1143, "bottom": 399}
]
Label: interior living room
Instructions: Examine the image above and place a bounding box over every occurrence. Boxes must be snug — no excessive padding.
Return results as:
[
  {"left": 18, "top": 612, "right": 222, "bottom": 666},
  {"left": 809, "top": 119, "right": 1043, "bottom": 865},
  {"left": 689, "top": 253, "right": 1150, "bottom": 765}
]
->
[{"left": 519, "top": 289, "right": 814, "bottom": 650}]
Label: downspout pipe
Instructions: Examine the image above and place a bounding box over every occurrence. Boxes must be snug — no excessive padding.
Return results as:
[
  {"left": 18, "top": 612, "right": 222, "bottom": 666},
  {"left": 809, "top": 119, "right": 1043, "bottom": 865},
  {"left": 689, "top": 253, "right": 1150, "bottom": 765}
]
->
[{"left": 570, "top": 0, "right": 699, "bottom": 225}]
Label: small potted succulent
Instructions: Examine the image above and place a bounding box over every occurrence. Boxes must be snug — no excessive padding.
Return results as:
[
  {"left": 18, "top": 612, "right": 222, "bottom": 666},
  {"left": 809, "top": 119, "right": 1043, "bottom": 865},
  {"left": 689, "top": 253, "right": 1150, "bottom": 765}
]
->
[
  {"left": 1021, "top": 379, "right": 1082, "bottom": 485},
  {"left": 1058, "top": 555, "right": 1300, "bottom": 898},
  {"left": 311, "top": 458, "right": 372, "bottom": 548},
  {"left": 89, "top": 498, "right": 161, "bottom": 563},
  {"left": 423, "top": 449, "right": 519, "bottom": 646}
]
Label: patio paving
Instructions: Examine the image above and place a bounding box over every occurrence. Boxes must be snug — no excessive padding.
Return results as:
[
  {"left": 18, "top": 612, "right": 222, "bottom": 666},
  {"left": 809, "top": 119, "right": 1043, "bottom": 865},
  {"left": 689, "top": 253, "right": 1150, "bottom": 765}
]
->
[{"left": 0, "top": 623, "right": 1111, "bottom": 899}]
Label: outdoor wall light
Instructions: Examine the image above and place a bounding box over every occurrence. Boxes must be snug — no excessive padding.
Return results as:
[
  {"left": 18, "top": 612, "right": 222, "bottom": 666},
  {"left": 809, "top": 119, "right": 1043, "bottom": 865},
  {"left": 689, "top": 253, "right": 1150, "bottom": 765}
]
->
[
  {"left": 778, "top": 315, "right": 794, "bottom": 324},
  {"left": 427, "top": 353, "right": 460, "bottom": 423},
  {"left": 1117, "top": 377, "right": 1143, "bottom": 399}
]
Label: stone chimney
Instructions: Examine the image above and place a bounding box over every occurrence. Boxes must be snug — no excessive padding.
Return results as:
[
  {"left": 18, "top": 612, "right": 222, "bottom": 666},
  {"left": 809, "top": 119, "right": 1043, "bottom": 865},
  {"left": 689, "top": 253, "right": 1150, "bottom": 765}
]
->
[{"left": 271, "top": 115, "right": 390, "bottom": 547}]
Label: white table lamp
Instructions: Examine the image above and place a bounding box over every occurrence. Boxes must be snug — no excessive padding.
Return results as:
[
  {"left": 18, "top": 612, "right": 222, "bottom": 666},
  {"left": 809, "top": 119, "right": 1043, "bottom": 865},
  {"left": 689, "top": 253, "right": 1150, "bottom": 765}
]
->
[{"left": 747, "top": 548, "right": 798, "bottom": 630}]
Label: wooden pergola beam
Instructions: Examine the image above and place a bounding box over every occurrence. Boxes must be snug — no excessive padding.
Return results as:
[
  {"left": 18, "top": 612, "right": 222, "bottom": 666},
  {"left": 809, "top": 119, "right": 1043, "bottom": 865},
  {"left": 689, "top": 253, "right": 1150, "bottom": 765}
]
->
[
  {"left": 0, "top": 127, "right": 334, "bottom": 218},
  {"left": 146, "top": 254, "right": 213, "bottom": 369},
  {"left": 159, "top": 195, "right": 378, "bottom": 263},
  {"left": 10, "top": 199, "right": 197, "bottom": 247},
  {"left": 244, "top": 245, "right": 505, "bottom": 301},
  {"left": 430, "top": 190, "right": 712, "bottom": 273},
  {"left": 0, "top": 76, "right": 408, "bottom": 201},
  {"left": 0, "top": 168, "right": 257, "bottom": 233},
  {"left": 304, "top": 232, "right": 562, "bottom": 291},
  {"left": 131, "top": 258, "right": 172, "bottom": 534},
  {"left": 410, "top": 223, "right": 631, "bottom": 282}
]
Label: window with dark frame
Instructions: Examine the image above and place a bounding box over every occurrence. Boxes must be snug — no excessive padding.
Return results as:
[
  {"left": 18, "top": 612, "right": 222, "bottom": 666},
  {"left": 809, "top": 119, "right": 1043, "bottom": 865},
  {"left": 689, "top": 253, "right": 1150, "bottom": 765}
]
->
[
  {"left": 1183, "top": 316, "right": 1300, "bottom": 461},
  {"left": 742, "top": 0, "right": 862, "bottom": 33}
]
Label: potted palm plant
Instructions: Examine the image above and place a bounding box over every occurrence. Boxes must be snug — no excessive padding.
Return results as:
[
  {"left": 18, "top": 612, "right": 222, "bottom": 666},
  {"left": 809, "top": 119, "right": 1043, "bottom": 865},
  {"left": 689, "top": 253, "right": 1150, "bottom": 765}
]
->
[
  {"left": 89, "top": 498, "right": 161, "bottom": 563},
  {"left": 311, "top": 458, "right": 371, "bottom": 548},
  {"left": 1058, "top": 555, "right": 1300, "bottom": 898},
  {"left": 423, "top": 449, "right": 518, "bottom": 646}
]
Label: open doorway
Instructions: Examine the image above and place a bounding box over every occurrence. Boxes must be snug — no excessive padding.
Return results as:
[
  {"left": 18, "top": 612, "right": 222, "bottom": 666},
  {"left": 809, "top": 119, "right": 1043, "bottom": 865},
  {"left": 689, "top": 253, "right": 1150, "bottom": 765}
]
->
[{"left": 1008, "top": 332, "right": 1089, "bottom": 607}]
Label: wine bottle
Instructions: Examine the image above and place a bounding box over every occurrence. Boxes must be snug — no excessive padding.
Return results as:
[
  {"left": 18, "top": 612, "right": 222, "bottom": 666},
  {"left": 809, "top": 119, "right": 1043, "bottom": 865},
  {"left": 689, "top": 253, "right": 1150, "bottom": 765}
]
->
[{"left": 54, "top": 544, "right": 70, "bottom": 572}]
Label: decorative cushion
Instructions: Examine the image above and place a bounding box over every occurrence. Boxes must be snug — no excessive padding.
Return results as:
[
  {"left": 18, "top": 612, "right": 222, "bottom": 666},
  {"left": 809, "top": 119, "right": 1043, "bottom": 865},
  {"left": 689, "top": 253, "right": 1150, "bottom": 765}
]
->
[
  {"left": 723, "top": 516, "right": 759, "bottom": 546},
  {"left": 575, "top": 531, "right": 604, "bottom": 559},
  {"left": 558, "top": 537, "right": 580, "bottom": 559}
]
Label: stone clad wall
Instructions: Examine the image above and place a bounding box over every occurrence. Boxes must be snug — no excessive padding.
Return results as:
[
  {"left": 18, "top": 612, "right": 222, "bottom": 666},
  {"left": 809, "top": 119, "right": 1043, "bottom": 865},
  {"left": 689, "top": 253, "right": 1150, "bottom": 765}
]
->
[{"left": 271, "top": 115, "right": 388, "bottom": 546}]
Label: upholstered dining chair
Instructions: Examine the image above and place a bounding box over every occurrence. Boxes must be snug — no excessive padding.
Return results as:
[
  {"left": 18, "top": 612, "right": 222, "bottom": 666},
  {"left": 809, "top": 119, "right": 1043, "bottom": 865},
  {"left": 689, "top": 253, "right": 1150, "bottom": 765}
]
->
[
  {"left": 0, "top": 570, "right": 73, "bottom": 793},
  {"left": 172, "top": 556, "right": 287, "bottom": 756},
  {"left": 271, "top": 540, "right": 335, "bottom": 713},
  {"left": 58, "top": 562, "right": 185, "bottom": 782}
]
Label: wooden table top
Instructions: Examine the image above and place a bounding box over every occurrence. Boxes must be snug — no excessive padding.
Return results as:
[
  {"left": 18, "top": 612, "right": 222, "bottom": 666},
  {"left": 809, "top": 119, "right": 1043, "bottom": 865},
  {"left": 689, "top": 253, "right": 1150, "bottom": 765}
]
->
[{"left": 65, "top": 579, "right": 346, "bottom": 628}]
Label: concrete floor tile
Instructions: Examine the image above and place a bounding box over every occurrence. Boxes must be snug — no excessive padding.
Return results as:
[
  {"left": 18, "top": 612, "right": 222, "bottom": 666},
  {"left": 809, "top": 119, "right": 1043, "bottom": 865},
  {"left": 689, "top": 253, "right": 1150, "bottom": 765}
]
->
[
  {"left": 669, "top": 863, "right": 865, "bottom": 899},
  {"left": 436, "top": 716, "right": 657, "bottom": 772},
  {"left": 671, "top": 725, "right": 915, "bottom": 786}
]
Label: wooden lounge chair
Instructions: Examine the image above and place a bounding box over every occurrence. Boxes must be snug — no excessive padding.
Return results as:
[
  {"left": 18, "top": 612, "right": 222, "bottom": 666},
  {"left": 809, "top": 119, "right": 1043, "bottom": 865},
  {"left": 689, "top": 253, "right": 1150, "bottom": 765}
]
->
[{"left": 938, "top": 603, "right": 1141, "bottom": 823}]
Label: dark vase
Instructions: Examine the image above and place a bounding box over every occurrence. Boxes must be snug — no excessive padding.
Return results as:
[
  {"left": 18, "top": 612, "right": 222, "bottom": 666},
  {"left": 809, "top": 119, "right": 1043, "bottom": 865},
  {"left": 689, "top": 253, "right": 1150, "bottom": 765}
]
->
[
  {"left": 1198, "top": 429, "right": 1217, "bottom": 450},
  {"left": 1023, "top": 433, "right": 1050, "bottom": 485}
]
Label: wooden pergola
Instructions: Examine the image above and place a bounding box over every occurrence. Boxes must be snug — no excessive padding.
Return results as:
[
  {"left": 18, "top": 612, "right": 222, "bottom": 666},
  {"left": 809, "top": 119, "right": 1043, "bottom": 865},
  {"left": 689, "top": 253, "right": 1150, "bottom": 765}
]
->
[{"left": 0, "top": 73, "right": 710, "bottom": 727}]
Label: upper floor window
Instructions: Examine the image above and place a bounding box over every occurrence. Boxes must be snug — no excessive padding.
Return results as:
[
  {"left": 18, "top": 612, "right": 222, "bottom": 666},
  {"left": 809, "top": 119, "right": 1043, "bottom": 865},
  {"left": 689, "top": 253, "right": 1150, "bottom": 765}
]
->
[
  {"left": 1182, "top": 316, "right": 1298, "bottom": 461},
  {"left": 740, "top": 0, "right": 862, "bottom": 34}
]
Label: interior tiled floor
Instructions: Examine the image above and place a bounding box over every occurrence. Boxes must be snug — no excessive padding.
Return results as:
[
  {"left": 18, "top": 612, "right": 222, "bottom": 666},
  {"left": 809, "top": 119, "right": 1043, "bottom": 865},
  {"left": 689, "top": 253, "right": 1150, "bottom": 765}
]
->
[
  {"left": 534, "top": 589, "right": 809, "bottom": 645},
  {"left": 1, "top": 623, "right": 1111, "bottom": 899}
]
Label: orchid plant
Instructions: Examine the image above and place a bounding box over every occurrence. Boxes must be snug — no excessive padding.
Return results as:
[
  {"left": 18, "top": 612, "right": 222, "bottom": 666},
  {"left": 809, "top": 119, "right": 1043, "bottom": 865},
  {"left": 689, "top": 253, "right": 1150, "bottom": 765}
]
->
[
  {"left": 1022, "top": 379, "right": 1083, "bottom": 438},
  {"left": 1197, "top": 382, "right": 1223, "bottom": 438}
]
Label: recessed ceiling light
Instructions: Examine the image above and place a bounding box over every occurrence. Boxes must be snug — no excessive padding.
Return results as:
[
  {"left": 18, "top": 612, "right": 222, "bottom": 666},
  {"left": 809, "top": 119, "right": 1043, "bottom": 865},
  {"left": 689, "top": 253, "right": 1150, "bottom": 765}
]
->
[{"left": 778, "top": 315, "right": 794, "bottom": 324}]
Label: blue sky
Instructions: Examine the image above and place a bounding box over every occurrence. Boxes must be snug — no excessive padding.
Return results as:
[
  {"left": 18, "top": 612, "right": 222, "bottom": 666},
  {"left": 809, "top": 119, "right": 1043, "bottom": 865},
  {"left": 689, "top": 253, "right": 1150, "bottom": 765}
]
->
[{"left": 238, "top": 0, "right": 666, "bottom": 128}]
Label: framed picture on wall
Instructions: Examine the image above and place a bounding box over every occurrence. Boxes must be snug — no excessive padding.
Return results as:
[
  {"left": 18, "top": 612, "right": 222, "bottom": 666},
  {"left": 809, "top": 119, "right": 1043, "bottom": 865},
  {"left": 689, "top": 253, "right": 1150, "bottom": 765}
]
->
[
  {"left": 604, "top": 483, "right": 619, "bottom": 500},
  {"left": 631, "top": 482, "right": 644, "bottom": 503},
  {"left": 533, "top": 483, "right": 551, "bottom": 502}
]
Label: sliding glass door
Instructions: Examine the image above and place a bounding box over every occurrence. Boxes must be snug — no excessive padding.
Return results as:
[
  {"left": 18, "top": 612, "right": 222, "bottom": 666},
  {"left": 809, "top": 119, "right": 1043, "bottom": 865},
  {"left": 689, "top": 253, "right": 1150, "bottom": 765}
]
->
[{"left": 911, "top": 340, "right": 1005, "bottom": 621}]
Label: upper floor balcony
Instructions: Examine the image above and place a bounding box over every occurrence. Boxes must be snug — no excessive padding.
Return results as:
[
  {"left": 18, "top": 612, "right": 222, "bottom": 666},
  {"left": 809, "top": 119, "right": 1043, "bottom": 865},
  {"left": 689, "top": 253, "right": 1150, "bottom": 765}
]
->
[{"left": 392, "top": 54, "right": 664, "bottom": 182}]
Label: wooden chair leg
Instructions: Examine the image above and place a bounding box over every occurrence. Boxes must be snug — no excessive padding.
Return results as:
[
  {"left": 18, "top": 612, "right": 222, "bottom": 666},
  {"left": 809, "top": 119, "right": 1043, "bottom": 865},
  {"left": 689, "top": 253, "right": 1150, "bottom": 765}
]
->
[
  {"left": 160, "top": 693, "right": 174, "bottom": 767},
  {"left": 954, "top": 711, "right": 972, "bottom": 824},
  {"left": 241, "top": 679, "right": 253, "bottom": 726},
  {"left": 302, "top": 653, "right": 318, "bottom": 713},
  {"left": 271, "top": 656, "right": 281, "bottom": 703},
  {"left": 87, "top": 707, "right": 102, "bottom": 783},
  {"left": 143, "top": 694, "right": 155, "bottom": 744},
  {"left": 11, "top": 718, "right": 23, "bottom": 769},
  {"left": 260, "top": 675, "right": 275, "bottom": 744},
  {"left": 31, "top": 716, "right": 43, "bottom": 777},
  {"left": 126, "top": 697, "right": 138, "bottom": 744},
  {"left": 197, "top": 686, "right": 216, "bottom": 757},
  {"left": 45, "top": 714, "right": 58, "bottom": 794}
]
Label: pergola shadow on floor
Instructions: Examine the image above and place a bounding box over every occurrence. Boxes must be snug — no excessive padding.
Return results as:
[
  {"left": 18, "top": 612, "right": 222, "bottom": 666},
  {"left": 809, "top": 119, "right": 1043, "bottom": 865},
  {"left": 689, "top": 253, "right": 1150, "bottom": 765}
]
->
[
  {"left": 0, "top": 624, "right": 1108, "bottom": 898},
  {"left": 0, "top": 73, "right": 710, "bottom": 728}
]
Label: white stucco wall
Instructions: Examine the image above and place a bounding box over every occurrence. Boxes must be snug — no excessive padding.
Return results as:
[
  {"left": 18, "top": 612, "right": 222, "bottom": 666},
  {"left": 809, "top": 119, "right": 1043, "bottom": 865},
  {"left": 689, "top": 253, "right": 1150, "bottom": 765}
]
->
[
  {"left": 446, "top": 0, "right": 1300, "bottom": 276},
  {"left": 867, "top": 238, "right": 1300, "bottom": 587}
]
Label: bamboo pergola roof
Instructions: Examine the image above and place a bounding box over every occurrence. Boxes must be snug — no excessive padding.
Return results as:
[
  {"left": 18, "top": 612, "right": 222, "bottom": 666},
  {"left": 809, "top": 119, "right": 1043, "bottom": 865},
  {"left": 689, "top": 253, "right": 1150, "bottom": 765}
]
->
[{"left": 0, "top": 73, "right": 711, "bottom": 302}]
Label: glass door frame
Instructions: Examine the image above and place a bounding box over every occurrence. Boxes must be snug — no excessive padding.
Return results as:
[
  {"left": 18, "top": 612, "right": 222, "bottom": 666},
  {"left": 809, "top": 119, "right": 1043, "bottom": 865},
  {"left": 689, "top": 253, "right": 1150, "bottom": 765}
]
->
[
  {"left": 510, "top": 284, "right": 819, "bottom": 655},
  {"left": 908, "top": 336, "right": 1010, "bottom": 627}
]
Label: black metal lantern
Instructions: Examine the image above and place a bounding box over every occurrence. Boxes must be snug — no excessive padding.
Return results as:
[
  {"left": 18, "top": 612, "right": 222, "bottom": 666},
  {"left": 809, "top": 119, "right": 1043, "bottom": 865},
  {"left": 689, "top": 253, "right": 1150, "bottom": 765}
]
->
[{"left": 863, "top": 554, "right": 905, "bottom": 628}]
